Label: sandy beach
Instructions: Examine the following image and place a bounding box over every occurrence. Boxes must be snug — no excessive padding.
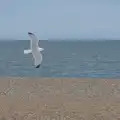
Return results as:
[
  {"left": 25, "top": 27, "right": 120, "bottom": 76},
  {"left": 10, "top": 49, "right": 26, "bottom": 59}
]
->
[{"left": 0, "top": 77, "right": 120, "bottom": 120}]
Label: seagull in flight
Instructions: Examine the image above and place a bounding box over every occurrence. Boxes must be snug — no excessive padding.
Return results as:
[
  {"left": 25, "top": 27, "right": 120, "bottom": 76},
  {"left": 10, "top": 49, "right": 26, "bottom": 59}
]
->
[{"left": 24, "top": 32, "right": 44, "bottom": 68}]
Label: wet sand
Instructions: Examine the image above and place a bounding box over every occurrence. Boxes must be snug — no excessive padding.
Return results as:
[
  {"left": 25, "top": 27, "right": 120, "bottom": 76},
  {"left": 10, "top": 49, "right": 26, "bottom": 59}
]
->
[{"left": 0, "top": 77, "right": 120, "bottom": 120}]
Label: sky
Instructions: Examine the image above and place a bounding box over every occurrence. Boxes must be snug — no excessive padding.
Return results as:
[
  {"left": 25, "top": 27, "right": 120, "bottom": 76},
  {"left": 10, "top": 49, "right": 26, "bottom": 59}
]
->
[{"left": 0, "top": 0, "right": 120, "bottom": 40}]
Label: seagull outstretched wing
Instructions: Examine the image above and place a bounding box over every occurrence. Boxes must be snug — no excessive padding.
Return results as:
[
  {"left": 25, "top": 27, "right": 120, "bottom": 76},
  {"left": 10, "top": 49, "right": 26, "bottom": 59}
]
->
[{"left": 24, "top": 32, "right": 43, "bottom": 68}]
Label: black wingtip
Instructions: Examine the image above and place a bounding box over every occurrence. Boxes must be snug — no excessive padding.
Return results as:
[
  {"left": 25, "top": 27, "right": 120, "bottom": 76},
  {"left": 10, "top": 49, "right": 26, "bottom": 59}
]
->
[
  {"left": 35, "top": 64, "right": 40, "bottom": 68},
  {"left": 28, "top": 32, "right": 33, "bottom": 35}
]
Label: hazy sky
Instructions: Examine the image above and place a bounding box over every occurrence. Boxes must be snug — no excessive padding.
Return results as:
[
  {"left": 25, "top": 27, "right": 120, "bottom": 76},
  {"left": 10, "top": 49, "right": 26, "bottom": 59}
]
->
[{"left": 0, "top": 0, "right": 120, "bottom": 40}]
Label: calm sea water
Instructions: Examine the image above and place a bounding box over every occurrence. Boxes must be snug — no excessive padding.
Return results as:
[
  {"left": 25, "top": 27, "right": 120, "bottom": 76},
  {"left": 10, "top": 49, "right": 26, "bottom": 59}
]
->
[{"left": 0, "top": 40, "right": 120, "bottom": 78}]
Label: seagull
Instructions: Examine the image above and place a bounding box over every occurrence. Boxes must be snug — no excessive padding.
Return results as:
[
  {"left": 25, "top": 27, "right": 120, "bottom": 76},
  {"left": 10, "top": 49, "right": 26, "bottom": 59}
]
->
[{"left": 24, "top": 32, "right": 44, "bottom": 68}]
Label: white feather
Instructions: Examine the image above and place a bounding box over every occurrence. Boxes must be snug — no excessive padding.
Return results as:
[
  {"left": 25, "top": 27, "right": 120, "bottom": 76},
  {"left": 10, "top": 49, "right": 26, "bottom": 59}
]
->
[{"left": 24, "top": 49, "right": 32, "bottom": 54}]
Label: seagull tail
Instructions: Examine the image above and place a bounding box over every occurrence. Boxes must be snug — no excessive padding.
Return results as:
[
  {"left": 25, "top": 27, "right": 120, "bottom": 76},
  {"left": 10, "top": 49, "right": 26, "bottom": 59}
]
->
[{"left": 24, "top": 49, "right": 32, "bottom": 54}]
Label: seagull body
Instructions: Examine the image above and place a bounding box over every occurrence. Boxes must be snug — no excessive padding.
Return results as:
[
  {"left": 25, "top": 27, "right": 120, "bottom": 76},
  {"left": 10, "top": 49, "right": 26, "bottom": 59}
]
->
[{"left": 24, "top": 32, "right": 44, "bottom": 68}]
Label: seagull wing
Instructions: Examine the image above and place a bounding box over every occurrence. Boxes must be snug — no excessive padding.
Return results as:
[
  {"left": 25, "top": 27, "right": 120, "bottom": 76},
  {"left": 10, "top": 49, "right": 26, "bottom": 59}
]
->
[
  {"left": 28, "top": 32, "right": 39, "bottom": 49},
  {"left": 27, "top": 32, "right": 43, "bottom": 68},
  {"left": 32, "top": 49, "right": 42, "bottom": 67}
]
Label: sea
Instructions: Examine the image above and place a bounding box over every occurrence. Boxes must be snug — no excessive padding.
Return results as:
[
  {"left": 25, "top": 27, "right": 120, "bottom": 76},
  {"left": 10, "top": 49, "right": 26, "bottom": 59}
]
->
[{"left": 0, "top": 40, "right": 120, "bottom": 78}]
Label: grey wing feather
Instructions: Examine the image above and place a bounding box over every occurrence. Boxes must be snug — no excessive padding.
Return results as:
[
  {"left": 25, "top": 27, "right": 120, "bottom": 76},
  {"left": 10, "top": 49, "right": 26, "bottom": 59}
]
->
[
  {"left": 28, "top": 32, "right": 39, "bottom": 49},
  {"left": 33, "top": 51, "right": 42, "bottom": 66},
  {"left": 28, "top": 33, "right": 38, "bottom": 42}
]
